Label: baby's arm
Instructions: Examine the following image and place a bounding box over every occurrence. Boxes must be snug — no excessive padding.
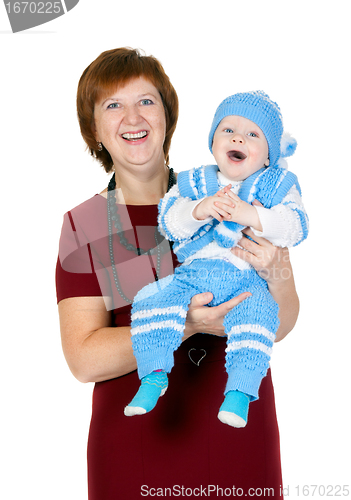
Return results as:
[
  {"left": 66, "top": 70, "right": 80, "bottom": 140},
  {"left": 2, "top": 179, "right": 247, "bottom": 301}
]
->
[
  {"left": 158, "top": 184, "right": 214, "bottom": 241},
  {"left": 250, "top": 185, "right": 309, "bottom": 247},
  {"left": 217, "top": 184, "right": 309, "bottom": 247}
]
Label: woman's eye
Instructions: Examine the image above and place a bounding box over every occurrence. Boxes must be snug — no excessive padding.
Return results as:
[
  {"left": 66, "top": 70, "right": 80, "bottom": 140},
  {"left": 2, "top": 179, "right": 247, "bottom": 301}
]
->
[
  {"left": 107, "top": 102, "right": 120, "bottom": 109},
  {"left": 141, "top": 99, "right": 153, "bottom": 106}
]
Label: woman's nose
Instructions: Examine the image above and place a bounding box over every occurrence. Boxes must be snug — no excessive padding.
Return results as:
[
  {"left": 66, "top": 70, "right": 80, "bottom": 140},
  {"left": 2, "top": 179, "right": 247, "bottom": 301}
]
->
[{"left": 123, "top": 105, "right": 142, "bottom": 125}]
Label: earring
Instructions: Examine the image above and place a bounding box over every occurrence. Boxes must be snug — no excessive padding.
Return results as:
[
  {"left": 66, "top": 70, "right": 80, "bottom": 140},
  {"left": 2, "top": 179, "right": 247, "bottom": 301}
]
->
[{"left": 97, "top": 142, "right": 103, "bottom": 151}]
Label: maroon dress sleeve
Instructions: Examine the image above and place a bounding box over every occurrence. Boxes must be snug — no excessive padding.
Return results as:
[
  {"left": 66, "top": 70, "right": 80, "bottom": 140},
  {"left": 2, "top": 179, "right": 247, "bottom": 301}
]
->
[
  {"left": 55, "top": 210, "right": 103, "bottom": 303},
  {"left": 55, "top": 197, "right": 177, "bottom": 329}
]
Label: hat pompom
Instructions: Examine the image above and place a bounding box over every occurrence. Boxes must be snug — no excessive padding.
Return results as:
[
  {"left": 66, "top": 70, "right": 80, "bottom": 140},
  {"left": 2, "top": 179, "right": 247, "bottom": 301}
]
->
[
  {"left": 276, "top": 157, "right": 289, "bottom": 170},
  {"left": 280, "top": 133, "right": 297, "bottom": 158}
]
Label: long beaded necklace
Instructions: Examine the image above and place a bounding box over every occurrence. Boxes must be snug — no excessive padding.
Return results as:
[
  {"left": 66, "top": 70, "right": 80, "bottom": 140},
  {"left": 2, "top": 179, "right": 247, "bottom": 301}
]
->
[{"left": 107, "top": 167, "right": 176, "bottom": 304}]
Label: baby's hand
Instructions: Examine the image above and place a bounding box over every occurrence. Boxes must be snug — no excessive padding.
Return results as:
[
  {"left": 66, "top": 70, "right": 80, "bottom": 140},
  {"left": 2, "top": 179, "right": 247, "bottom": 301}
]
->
[
  {"left": 193, "top": 184, "right": 235, "bottom": 222},
  {"left": 216, "top": 186, "right": 262, "bottom": 230}
]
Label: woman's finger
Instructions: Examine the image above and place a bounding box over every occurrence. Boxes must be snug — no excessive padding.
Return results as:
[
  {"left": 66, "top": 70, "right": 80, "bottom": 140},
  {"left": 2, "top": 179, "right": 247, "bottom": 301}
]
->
[
  {"left": 236, "top": 235, "right": 263, "bottom": 257},
  {"left": 188, "top": 292, "right": 213, "bottom": 308},
  {"left": 213, "top": 292, "right": 252, "bottom": 316},
  {"left": 231, "top": 245, "right": 258, "bottom": 265},
  {"left": 241, "top": 227, "right": 271, "bottom": 248},
  {"left": 185, "top": 291, "right": 251, "bottom": 338}
]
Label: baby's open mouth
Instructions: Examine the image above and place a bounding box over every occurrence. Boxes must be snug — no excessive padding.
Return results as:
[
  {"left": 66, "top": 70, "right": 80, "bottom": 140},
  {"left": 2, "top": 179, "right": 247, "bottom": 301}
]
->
[
  {"left": 227, "top": 150, "right": 247, "bottom": 162},
  {"left": 122, "top": 131, "right": 148, "bottom": 141}
]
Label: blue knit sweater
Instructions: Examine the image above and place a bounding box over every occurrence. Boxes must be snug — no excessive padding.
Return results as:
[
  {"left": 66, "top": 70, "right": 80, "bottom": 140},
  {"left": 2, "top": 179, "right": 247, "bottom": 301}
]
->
[{"left": 158, "top": 165, "right": 309, "bottom": 263}]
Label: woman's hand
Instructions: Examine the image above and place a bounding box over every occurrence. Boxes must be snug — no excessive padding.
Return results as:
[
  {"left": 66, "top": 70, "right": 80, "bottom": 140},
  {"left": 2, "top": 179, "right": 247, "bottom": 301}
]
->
[
  {"left": 182, "top": 291, "right": 251, "bottom": 341},
  {"left": 231, "top": 198, "right": 293, "bottom": 286},
  {"left": 232, "top": 227, "right": 290, "bottom": 284},
  {"left": 230, "top": 201, "right": 299, "bottom": 341}
]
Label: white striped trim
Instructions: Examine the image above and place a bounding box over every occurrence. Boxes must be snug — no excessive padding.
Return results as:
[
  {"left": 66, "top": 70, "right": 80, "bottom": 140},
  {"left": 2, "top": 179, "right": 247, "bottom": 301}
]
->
[
  {"left": 183, "top": 243, "right": 253, "bottom": 270},
  {"left": 283, "top": 201, "right": 307, "bottom": 213},
  {"left": 158, "top": 184, "right": 180, "bottom": 221},
  {"left": 216, "top": 223, "right": 231, "bottom": 236},
  {"left": 281, "top": 184, "right": 302, "bottom": 204},
  {"left": 227, "top": 324, "right": 275, "bottom": 343},
  {"left": 175, "top": 238, "right": 188, "bottom": 251},
  {"left": 132, "top": 306, "right": 187, "bottom": 321},
  {"left": 199, "top": 167, "right": 207, "bottom": 196},
  {"left": 189, "top": 168, "right": 199, "bottom": 198},
  {"left": 226, "top": 340, "right": 273, "bottom": 357},
  {"left": 248, "top": 170, "right": 265, "bottom": 203},
  {"left": 131, "top": 320, "right": 184, "bottom": 336},
  {"left": 215, "top": 223, "right": 242, "bottom": 241}
]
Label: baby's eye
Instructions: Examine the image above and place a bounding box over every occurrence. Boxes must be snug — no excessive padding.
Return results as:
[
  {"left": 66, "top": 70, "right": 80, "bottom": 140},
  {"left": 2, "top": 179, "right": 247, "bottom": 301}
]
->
[
  {"left": 224, "top": 128, "right": 233, "bottom": 133},
  {"left": 248, "top": 132, "right": 258, "bottom": 137},
  {"left": 141, "top": 99, "right": 153, "bottom": 105}
]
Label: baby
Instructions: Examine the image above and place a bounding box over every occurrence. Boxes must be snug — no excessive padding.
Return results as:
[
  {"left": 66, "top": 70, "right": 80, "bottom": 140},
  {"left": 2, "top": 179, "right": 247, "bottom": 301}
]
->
[{"left": 125, "top": 91, "right": 309, "bottom": 427}]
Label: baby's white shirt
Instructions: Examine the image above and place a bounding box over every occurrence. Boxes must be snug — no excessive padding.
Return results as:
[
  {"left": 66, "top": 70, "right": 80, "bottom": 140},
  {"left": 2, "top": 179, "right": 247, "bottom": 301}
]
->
[{"left": 163, "top": 170, "right": 306, "bottom": 267}]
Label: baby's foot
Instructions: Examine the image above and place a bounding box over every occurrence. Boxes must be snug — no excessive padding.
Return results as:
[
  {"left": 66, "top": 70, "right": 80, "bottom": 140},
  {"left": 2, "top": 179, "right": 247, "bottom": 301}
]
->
[
  {"left": 124, "top": 371, "right": 168, "bottom": 416},
  {"left": 218, "top": 390, "right": 250, "bottom": 428}
]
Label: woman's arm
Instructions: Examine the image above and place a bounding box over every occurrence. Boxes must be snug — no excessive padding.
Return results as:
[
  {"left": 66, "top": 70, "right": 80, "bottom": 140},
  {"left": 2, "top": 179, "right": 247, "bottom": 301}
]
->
[
  {"left": 59, "top": 296, "right": 137, "bottom": 383},
  {"left": 231, "top": 227, "right": 299, "bottom": 342},
  {"left": 59, "top": 292, "right": 251, "bottom": 383}
]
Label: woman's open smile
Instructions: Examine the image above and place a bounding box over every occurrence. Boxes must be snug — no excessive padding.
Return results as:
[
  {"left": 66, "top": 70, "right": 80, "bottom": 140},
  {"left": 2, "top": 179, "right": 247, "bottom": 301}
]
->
[
  {"left": 121, "top": 130, "right": 149, "bottom": 142},
  {"left": 94, "top": 76, "right": 167, "bottom": 172}
]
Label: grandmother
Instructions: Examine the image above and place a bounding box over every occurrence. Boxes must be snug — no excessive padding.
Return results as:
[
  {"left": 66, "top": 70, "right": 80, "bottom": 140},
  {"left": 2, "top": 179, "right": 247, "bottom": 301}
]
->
[{"left": 56, "top": 47, "right": 298, "bottom": 500}]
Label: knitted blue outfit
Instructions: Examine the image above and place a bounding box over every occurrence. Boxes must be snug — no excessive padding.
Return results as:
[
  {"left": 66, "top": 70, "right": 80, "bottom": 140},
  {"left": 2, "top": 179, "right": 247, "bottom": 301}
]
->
[{"left": 130, "top": 164, "right": 308, "bottom": 402}]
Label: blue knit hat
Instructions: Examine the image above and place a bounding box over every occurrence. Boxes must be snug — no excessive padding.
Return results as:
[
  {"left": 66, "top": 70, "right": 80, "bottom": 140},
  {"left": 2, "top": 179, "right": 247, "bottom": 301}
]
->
[{"left": 208, "top": 91, "right": 296, "bottom": 168}]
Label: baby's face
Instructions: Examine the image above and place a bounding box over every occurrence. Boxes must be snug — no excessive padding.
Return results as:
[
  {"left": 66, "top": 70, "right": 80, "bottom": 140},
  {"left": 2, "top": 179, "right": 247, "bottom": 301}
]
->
[{"left": 212, "top": 115, "right": 269, "bottom": 182}]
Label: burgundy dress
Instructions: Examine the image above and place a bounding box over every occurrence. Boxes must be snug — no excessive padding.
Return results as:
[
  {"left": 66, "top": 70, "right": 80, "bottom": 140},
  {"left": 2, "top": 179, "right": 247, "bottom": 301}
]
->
[{"left": 56, "top": 194, "right": 284, "bottom": 499}]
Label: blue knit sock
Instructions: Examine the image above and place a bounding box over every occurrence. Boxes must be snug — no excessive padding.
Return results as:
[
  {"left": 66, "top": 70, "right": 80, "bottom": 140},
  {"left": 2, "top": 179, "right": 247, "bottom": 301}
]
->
[
  {"left": 124, "top": 371, "right": 168, "bottom": 416},
  {"left": 217, "top": 390, "right": 250, "bottom": 428}
]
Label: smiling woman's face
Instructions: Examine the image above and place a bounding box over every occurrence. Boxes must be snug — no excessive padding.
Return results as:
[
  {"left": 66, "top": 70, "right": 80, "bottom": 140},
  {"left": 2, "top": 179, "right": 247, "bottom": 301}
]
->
[{"left": 94, "top": 76, "right": 167, "bottom": 174}]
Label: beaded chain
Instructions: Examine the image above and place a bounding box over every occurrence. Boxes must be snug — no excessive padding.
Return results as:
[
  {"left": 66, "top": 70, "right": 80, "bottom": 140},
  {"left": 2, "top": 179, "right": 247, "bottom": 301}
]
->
[{"left": 107, "top": 168, "right": 176, "bottom": 304}]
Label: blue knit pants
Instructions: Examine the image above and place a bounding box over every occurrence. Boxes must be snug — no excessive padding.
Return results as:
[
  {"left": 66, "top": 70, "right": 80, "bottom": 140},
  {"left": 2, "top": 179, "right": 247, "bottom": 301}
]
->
[{"left": 131, "top": 259, "right": 279, "bottom": 400}]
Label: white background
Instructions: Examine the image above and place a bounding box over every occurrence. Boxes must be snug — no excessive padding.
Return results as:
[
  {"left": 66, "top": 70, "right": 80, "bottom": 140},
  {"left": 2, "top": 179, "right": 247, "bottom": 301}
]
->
[{"left": 1, "top": 1, "right": 350, "bottom": 498}]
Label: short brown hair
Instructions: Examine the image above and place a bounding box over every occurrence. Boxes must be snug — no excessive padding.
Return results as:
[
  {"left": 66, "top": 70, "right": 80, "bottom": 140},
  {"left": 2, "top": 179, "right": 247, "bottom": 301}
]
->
[{"left": 77, "top": 47, "right": 179, "bottom": 173}]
